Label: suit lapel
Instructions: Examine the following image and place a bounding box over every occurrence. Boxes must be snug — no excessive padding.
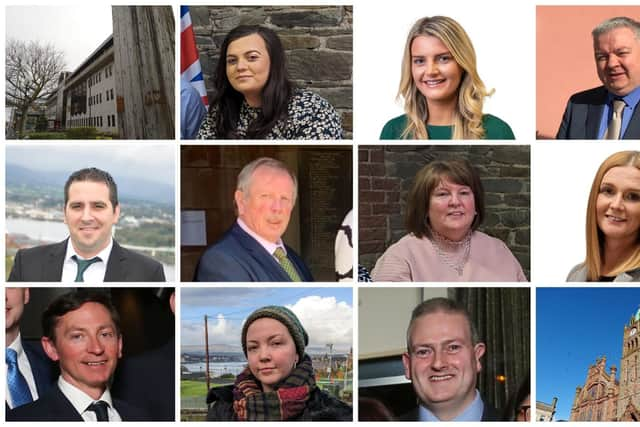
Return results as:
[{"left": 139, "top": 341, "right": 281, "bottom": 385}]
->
[
  {"left": 46, "top": 240, "right": 67, "bottom": 281},
  {"left": 232, "top": 224, "right": 290, "bottom": 281},
  {"left": 624, "top": 106, "right": 640, "bottom": 139},
  {"left": 585, "top": 102, "right": 604, "bottom": 139},
  {"left": 50, "top": 385, "right": 84, "bottom": 421},
  {"left": 104, "top": 240, "right": 125, "bottom": 282}
]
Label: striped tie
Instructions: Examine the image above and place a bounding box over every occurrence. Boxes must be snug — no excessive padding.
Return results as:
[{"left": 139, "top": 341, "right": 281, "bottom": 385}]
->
[{"left": 273, "top": 247, "right": 302, "bottom": 282}]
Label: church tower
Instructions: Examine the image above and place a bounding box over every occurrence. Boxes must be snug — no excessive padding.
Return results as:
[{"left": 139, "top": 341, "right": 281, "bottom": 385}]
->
[{"left": 618, "top": 307, "right": 640, "bottom": 420}]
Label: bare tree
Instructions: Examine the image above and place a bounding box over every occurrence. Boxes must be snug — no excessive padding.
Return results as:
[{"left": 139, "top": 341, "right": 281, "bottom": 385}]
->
[{"left": 6, "top": 39, "right": 65, "bottom": 138}]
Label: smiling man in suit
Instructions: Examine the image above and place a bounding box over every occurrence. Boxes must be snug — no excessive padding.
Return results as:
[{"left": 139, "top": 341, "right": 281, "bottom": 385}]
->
[
  {"left": 8, "top": 167, "right": 165, "bottom": 282},
  {"left": 7, "top": 290, "right": 147, "bottom": 421},
  {"left": 5, "top": 288, "right": 55, "bottom": 411},
  {"left": 557, "top": 17, "right": 640, "bottom": 139},
  {"left": 194, "top": 157, "right": 313, "bottom": 282}
]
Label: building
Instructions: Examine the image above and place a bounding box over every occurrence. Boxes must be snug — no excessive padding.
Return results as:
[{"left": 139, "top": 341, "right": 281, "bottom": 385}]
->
[
  {"left": 570, "top": 308, "right": 640, "bottom": 421},
  {"left": 536, "top": 397, "right": 557, "bottom": 421},
  {"left": 64, "top": 35, "right": 117, "bottom": 134},
  {"left": 46, "top": 71, "right": 70, "bottom": 130}
]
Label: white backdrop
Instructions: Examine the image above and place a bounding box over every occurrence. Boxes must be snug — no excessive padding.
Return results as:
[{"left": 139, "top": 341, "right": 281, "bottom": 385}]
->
[{"left": 353, "top": 0, "right": 536, "bottom": 141}]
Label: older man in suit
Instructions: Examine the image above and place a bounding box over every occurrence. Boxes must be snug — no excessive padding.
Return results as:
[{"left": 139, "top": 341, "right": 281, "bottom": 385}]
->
[
  {"left": 7, "top": 290, "right": 148, "bottom": 421},
  {"left": 5, "top": 288, "right": 55, "bottom": 411},
  {"left": 557, "top": 17, "right": 640, "bottom": 139},
  {"left": 8, "top": 167, "right": 165, "bottom": 282},
  {"left": 195, "top": 157, "right": 313, "bottom": 282}
]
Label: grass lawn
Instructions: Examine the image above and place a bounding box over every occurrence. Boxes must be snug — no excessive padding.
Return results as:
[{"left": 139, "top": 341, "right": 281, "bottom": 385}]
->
[{"left": 181, "top": 379, "right": 207, "bottom": 397}]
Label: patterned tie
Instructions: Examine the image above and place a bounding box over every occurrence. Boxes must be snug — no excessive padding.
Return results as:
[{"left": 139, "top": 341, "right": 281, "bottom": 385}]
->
[
  {"left": 606, "top": 99, "right": 626, "bottom": 139},
  {"left": 72, "top": 255, "right": 101, "bottom": 282},
  {"left": 87, "top": 400, "right": 109, "bottom": 421},
  {"left": 6, "top": 348, "right": 33, "bottom": 407},
  {"left": 273, "top": 247, "right": 302, "bottom": 282}
]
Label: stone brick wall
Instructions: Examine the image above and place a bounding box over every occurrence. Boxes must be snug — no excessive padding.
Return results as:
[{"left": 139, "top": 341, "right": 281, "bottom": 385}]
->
[
  {"left": 359, "top": 145, "right": 530, "bottom": 279},
  {"left": 190, "top": 6, "right": 353, "bottom": 137}
]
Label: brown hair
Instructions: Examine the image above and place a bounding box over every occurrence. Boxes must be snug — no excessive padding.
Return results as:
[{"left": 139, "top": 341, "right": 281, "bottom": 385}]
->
[
  {"left": 585, "top": 151, "right": 640, "bottom": 280},
  {"left": 405, "top": 158, "right": 484, "bottom": 238}
]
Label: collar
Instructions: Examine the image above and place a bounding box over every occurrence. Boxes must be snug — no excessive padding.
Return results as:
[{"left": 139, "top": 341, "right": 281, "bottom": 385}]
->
[
  {"left": 608, "top": 86, "right": 640, "bottom": 109},
  {"left": 237, "top": 219, "right": 286, "bottom": 256},
  {"left": 64, "top": 238, "right": 113, "bottom": 264},
  {"left": 7, "top": 332, "right": 24, "bottom": 355},
  {"left": 57, "top": 376, "right": 114, "bottom": 417},
  {"left": 418, "top": 389, "right": 484, "bottom": 421}
]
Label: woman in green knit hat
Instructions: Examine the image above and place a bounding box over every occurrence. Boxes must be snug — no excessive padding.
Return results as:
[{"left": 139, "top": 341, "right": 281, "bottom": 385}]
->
[{"left": 205, "top": 305, "right": 352, "bottom": 421}]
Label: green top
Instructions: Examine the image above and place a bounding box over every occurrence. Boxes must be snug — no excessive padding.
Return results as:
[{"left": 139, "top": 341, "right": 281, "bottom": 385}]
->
[{"left": 379, "top": 113, "right": 515, "bottom": 140}]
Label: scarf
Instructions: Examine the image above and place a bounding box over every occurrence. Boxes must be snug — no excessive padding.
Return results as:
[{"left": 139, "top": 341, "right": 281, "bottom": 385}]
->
[{"left": 232, "top": 353, "right": 315, "bottom": 421}]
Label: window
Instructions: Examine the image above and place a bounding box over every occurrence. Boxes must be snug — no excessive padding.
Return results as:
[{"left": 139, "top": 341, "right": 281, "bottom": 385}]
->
[
  {"left": 110, "top": 88, "right": 114, "bottom": 99},
  {"left": 112, "top": 114, "right": 116, "bottom": 127},
  {"left": 99, "top": 93, "right": 102, "bottom": 103}
]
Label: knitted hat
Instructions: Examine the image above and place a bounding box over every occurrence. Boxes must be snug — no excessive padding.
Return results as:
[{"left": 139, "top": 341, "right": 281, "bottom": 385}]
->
[{"left": 241, "top": 305, "right": 308, "bottom": 360}]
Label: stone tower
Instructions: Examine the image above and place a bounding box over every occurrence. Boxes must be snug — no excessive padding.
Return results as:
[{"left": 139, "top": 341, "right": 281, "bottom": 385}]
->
[{"left": 618, "top": 307, "right": 640, "bottom": 421}]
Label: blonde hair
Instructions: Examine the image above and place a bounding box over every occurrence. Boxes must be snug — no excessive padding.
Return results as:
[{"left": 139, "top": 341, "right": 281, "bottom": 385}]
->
[
  {"left": 585, "top": 151, "right": 640, "bottom": 280},
  {"left": 398, "top": 16, "right": 493, "bottom": 139}
]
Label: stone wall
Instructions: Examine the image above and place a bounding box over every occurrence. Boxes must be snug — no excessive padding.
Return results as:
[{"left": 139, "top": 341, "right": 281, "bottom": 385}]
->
[
  {"left": 190, "top": 6, "right": 353, "bottom": 137},
  {"left": 359, "top": 145, "right": 530, "bottom": 279}
]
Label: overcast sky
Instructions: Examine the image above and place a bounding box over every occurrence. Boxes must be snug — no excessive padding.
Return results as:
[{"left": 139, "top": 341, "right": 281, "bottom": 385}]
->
[
  {"left": 181, "top": 288, "right": 353, "bottom": 353},
  {"left": 6, "top": 144, "right": 175, "bottom": 187},
  {"left": 6, "top": 5, "right": 113, "bottom": 71}
]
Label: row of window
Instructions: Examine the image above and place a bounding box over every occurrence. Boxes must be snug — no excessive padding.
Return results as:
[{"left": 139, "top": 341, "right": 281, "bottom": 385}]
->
[
  {"left": 67, "top": 114, "right": 117, "bottom": 128},
  {"left": 89, "top": 92, "right": 102, "bottom": 106},
  {"left": 87, "top": 64, "right": 114, "bottom": 88}
]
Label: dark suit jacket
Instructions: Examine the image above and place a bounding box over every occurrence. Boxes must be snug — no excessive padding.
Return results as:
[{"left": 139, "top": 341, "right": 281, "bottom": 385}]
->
[
  {"left": 111, "top": 340, "right": 175, "bottom": 421},
  {"left": 399, "top": 401, "right": 500, "bottom": 421},
  {"left": 6, "top": 384, "right": 149, "bottom": 421},
  {"left": 8, "top": 238, "right": 165, "bottom": 282},
  {"left": 194, "top": 222, "right": 313, "bottom": 282},
  {"left": 556, "top": 85, "right": 640, "bottom": 139}
]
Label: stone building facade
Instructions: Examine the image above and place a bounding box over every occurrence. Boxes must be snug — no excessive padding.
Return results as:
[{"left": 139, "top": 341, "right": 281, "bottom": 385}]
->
[
  {"left": 570, "top": 308, "right": 640, "bottom": 421},
  {"left": 188, "top": 6, "right": 353, "bottom": 137},
  {"left": 536, "top": 397, "right": 557, "bottom": 421},
  {"left": 358, "top": 145, "right": 530, "bottom": 278}
]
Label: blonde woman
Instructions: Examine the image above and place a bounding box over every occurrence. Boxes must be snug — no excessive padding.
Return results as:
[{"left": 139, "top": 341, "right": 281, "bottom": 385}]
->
[
  {"left": 380, "top": 16, "right": 514, "bottom": 140},
  {"left": 568, "top": 151, "right": 640, "bottom": 282}
]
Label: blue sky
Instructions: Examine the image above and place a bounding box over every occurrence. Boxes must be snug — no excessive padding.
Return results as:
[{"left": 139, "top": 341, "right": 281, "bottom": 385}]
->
[
  {"left": 537, "top": 287, "right": 640, "bottom": 421},
  {"left": 181, "top": 287, "right": 353, "bottom": 353}
]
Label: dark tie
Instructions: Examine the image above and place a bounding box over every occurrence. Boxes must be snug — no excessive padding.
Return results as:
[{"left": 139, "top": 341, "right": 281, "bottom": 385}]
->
[
  {"left": 6, "top": 348, "right": 33, "bottom": 407},
  {"left": 72, "top": 255, "right": 101, "bottom": 282},
  {"left": 273, "top": 247, "right": 302, "bottom": 282},
  {"left": 605, "top": 99, "right": 626, "bottom": 139},
  {"left": 87, "top": 400, "right": 109, "bottom": 421}
]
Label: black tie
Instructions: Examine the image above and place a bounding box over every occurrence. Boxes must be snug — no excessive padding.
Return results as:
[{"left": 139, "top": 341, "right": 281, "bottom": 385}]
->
[{"left": 87, "top": 400, "right": 109, "bottom": 421}]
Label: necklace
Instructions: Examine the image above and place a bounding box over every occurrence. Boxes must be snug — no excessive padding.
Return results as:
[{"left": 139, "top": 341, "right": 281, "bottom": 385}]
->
[{"left": 431, "top": 229, "right": 471, "bottom": 276}]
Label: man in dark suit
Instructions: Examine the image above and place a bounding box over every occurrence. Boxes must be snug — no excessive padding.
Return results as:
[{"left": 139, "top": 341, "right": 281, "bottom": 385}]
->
[
  {"left": 7, "top": 290, "right": 148, "bottom": 421},
  {"left": 400, "top": 298, "right": 499, "bottom": 422},
  {"left": 5, "top": 288, "right": 56, "bottom": 410},
  {"left": 557, "top": 17, "right": 640, "bottom": 139},
  {"left": 8, "top": 167, "right": 165, "bottom": 282},
  {"left": 195, "top": 157, "right": 313, "bottom": 282}
]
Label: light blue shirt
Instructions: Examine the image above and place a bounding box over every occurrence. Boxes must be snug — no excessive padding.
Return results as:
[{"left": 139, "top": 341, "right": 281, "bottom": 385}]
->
[
  {"left": 597, "top": 86, "right": 640, "bottom": 139},
  {"left": 418, "top": 389, "right": 484, "bottom": 422},
  {"left": 180, "top": 75, "right": 207, "bottom": 139}
]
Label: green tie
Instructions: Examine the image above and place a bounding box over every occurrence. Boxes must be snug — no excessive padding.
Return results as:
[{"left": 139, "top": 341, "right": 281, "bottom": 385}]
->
[
  {"left": 72, "top": 255, "right": 101, "bottom": 282},
  {"left": 273, "top": 247, "right": 302, "bottom": 282}
]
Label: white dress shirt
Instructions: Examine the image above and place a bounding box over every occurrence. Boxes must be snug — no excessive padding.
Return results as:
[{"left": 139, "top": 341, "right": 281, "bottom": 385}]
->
[
  {"left": 61, "top": 238, "right": 113, "bottom": 283},
  {"left": 5, "top": 333, "right": 39, "bottom": 409},
  {"left": 57, "top": 376, "right": 122, "bottom": 422},
  {"left": 237, "top": 218, "right": 288, "bottom": 259}
]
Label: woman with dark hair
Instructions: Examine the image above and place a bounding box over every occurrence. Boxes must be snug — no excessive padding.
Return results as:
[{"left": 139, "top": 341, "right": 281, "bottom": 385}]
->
[
  {"left": 372, "top": 158, "right": 526, "bottom": 282},
  {"left": 197, "top": 25, "right": 343, "bottom": 140},
  {"left": 205, "top": 306, "right": 352, "bottom": 421}
]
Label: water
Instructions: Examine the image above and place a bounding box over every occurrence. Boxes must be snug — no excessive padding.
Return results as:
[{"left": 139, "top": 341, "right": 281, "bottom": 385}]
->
[
  {"left": 182, "top": 361, "right": 247, "bottom": 377},
  {"left": 6, "top": 217, "right": 176, "bottom": 281}
]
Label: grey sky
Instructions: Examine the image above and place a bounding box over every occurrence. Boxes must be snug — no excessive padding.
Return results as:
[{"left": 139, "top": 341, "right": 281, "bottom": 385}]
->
[
  {"left": 6, "top": 144, "right": 175, "bottom": 187},
  {"left": 6, "top": 5, "right": 112, "bottom": 71}
]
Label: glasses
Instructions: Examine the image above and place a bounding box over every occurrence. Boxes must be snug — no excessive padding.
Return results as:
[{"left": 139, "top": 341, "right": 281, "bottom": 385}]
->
[{"left": 517, "top": 405, "right": 531, "bottom": 421}]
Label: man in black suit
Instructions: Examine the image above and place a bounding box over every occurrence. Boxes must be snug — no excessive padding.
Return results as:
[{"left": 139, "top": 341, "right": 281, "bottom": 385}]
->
[
  {"left": 7, "top": 290, "right": 148, "bottom": 421},
  {"left": 8, "top": 167, "right": 165, "bottom": 282},
  {"left": 557, "top": 17, "right": 640, "bottom": 139},
  {"left": 194, "top": 157, "right": 313, "bottom": 282},
  {"left": 400, "top": 298, "right": 499, "bottom": 422},
  {"left": 5, "top": 288, "right": 55, "bottom": 410}
]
